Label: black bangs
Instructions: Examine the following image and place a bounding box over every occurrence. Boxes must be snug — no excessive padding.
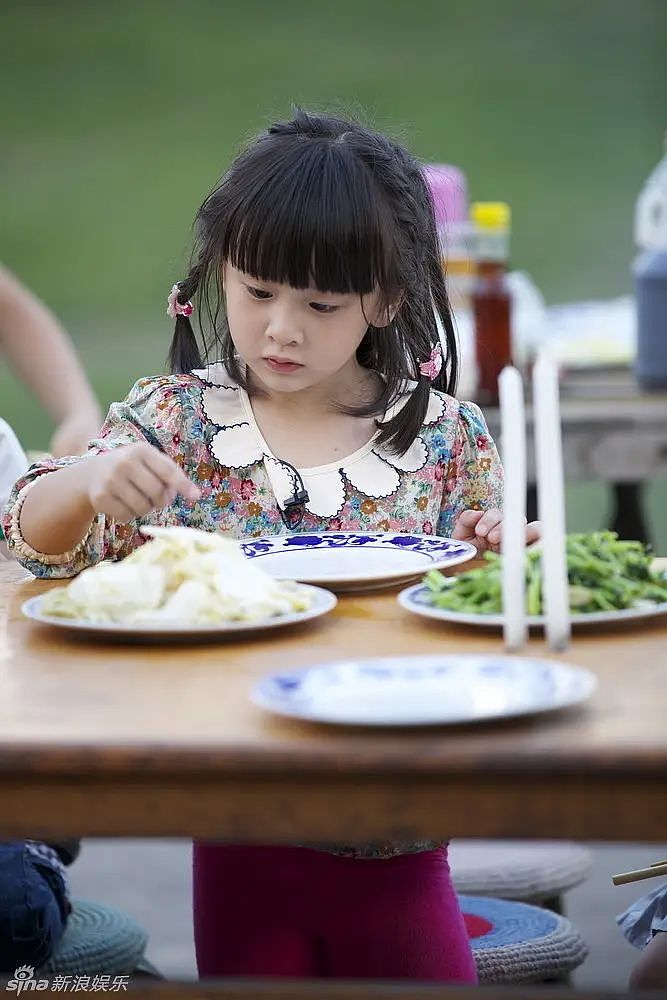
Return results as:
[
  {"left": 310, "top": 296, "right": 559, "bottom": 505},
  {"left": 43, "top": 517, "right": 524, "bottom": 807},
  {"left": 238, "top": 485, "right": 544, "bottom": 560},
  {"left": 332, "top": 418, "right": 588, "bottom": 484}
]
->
[{"left": 216, "top": 139, "right": 396, "bottom": 298}]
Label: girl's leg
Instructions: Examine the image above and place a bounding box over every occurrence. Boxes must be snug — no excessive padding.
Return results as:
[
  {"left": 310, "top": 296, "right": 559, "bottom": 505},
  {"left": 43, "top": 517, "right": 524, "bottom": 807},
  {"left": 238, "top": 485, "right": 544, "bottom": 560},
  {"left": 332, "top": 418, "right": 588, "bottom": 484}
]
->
[
  {"left": 320, "top": 846, "right": 477, "bottom": 983},
  {"left": 193, "top": 842, "right": 476, "bottom": 983},
  {"left": 192, "top": 843, "right": 324, "bottom": 978}
]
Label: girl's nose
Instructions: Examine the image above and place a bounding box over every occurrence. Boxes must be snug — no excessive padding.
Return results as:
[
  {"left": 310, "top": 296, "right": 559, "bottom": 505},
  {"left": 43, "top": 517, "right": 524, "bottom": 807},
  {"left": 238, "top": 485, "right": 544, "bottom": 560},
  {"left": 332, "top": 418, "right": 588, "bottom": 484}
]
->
[{"left": 266, "top": 307, "right": 303, "bottom": 347}]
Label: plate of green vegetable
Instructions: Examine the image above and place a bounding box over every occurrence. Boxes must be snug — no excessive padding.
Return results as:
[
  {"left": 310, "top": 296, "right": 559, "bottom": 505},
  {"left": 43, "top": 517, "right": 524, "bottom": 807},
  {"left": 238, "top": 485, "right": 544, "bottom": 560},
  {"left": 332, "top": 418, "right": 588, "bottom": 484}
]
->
[{"left": 398, "top": 533, "right": 667, "bottom": 628}]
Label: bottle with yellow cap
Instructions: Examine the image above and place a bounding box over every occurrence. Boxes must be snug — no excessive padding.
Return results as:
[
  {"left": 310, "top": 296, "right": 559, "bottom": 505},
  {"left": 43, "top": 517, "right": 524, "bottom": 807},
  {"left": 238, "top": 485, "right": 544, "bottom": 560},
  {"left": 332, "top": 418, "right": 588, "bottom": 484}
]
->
[{"left": 471, "top": 201, "right": 512, "bottom": 405}]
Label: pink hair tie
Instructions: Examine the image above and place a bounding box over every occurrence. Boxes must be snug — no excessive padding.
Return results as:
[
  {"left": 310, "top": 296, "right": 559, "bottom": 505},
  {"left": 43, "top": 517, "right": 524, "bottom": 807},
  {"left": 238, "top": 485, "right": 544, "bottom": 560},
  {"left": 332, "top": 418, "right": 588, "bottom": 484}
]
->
[
  {"left": 167, "top": 284, "right": 194, "bottom": 319},
  {"left": 418, "top": 345, "right": 443, "bottom": 381}
]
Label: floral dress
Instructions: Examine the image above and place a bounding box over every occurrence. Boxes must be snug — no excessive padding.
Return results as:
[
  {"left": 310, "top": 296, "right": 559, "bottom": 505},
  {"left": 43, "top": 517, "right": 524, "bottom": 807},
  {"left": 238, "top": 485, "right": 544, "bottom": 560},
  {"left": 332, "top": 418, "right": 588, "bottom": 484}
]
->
[
  {"left": 3, "top": 361, "right": 503, "bottom": 578},
  {"left": 2, "top": 363, "right": 503, "bottom": 858}
]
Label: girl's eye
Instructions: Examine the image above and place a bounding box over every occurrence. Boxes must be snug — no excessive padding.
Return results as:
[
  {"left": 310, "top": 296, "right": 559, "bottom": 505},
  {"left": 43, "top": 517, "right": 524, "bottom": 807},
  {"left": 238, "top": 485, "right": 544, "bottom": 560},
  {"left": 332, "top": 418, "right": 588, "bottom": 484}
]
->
[
  {"left": 246, "top": 285, "right": 272, "bottom": 300},
  {"left": 309, "top": 302, "right": 339, "bottom": 314}
]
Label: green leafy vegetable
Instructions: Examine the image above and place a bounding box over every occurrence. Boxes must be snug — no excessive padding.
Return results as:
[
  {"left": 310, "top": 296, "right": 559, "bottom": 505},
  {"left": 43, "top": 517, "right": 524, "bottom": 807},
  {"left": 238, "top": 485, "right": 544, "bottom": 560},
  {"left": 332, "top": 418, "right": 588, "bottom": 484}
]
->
[{"left": 423, "top": 532, "right": 667, "bottom": 616}]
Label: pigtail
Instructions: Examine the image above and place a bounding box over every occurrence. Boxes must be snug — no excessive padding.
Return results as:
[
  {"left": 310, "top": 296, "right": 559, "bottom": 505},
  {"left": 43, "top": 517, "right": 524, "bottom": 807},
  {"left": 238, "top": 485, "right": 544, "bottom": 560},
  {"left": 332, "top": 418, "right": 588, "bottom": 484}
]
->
[
  {"left": 365, "top": 141, "right": 459, "bottom": 455},
  {"left": 426, "top": 221, "right": 459, "bottom": 399},
  {"left": 373, "top": 290, "right": 437, "bottom": 455},
  {"left": 168, "top": 264, "right": 204, "bottom": 374}
]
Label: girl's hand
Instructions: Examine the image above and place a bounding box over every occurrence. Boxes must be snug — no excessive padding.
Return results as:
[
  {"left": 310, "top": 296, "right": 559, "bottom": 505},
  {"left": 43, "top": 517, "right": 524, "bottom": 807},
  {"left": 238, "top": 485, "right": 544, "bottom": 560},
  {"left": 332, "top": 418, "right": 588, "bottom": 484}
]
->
[
  {"left": 85, "top": 443, "right": 200, "bottom": 523},
  {"left": 453, "top": 508, "right": 541, "bottom": 554}
]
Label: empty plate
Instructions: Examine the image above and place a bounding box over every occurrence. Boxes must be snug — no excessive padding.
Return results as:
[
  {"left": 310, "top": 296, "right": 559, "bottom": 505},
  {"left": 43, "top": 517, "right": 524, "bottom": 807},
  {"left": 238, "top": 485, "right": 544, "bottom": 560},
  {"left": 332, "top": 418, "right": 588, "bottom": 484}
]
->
[
  {"left": 252, "top": 653, "right": 597, "bottom": 726},
  {"left": 241, "top": 531, "right": 476, "bottom": 592}
]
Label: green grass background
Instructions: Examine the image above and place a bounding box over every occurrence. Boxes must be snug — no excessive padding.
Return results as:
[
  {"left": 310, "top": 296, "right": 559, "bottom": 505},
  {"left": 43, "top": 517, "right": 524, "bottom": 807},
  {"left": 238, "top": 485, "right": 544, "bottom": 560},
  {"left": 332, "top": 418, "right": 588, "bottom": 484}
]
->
[{"left": 2, "top": 0, "right": 665, "bottom": 547}]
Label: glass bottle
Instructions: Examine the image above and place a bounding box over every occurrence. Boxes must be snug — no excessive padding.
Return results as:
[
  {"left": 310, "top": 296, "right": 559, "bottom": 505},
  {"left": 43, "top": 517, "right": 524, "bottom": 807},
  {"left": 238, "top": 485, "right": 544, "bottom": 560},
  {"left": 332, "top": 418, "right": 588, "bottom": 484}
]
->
[
  {"left": 471, "top": 202, "right": 512, "bottom": 405},
  {"left": 634, "top": 133, "right": 667, "bottom": 390},
  {"left": 423, "top": 164, "right": 474, "bottom": 312}
]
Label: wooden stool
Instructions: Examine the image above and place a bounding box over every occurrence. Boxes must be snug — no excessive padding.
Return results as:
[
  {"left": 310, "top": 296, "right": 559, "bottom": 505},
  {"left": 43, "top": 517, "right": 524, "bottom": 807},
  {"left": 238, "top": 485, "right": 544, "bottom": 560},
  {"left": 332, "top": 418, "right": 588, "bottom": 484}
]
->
[
  {"left": 461, "top": 894, "right": 588, "bottom": 984},
  {"left": 450, "top": 839, "right": 591, "bottom": 912},
  {"left": 38, "top": 899, "right": 150, "bottom": 977}
]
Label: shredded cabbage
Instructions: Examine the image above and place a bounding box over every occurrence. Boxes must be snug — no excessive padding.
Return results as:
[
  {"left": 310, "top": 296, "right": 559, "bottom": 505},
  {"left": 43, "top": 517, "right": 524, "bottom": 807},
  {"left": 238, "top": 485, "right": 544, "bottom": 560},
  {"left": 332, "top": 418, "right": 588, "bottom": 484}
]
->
[{"left": 41, "top": 526, "right": 312, "bottom": 624}]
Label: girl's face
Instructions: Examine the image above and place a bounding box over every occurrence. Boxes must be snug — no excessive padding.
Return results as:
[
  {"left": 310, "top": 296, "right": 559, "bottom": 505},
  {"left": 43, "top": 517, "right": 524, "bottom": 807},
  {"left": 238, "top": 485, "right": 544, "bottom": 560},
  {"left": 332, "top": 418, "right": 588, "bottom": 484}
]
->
[{"left": 223, "top": 263, "right": 388, "bottom": 398}]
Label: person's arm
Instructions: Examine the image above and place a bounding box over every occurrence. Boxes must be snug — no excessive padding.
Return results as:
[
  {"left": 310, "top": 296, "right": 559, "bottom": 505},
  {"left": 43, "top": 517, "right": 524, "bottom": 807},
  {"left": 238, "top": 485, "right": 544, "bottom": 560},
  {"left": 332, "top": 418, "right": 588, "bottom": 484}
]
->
[
  {"left": 17, "top": 444, "right": 198, "bottom": 556},
  {"left": 1, "top": 376, "right": 201, "bottom": 577},
  {"left": 437, "top": 399, "right": 540, "bottom": 552},
  {"left": 437, "top": 399, "right": 504, "bottom": 542},
  {"left": 17, "top": 456, "right": 106, "bottom": 555},
  {"left": 0, "top": 265, "right": 102, "bottom": 455}
]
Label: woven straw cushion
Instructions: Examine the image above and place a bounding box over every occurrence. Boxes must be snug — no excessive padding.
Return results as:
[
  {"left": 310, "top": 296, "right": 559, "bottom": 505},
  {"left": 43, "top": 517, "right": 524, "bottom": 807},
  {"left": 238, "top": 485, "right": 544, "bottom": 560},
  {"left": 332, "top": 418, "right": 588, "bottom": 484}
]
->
[
  {"left": 450, "top": 840, "right": 591, "bottom": 902},
  {"left": 461, "top": 894, "right": 588, "bottom": 984},
  {"left": 38, "top": 899, "right": 148, "bottom": 976}
]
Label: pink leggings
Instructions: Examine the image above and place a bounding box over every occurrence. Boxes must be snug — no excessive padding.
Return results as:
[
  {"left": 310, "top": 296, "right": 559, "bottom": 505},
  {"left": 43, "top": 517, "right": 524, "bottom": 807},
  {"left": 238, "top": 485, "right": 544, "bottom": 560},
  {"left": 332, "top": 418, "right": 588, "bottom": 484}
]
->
[{"left": 193, "top": 843, "right": 477, "bottom": 983}]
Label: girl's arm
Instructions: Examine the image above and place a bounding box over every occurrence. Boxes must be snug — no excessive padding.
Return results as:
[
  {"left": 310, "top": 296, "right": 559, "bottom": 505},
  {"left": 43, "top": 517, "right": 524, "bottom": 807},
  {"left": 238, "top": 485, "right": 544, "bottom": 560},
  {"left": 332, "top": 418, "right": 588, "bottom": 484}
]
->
[
  {"left": 2, "top": 375, "right": 201, "bottom": 577},
  {"left": 0, "top": 265, "right": 102, "bottom": 455},
  {"left": 17, "top": 458, "right": 100, "bottom": 555},
  {"left": 437, "top": 400, "right": 504, "bottom": 539},
  {"left": 18, "top": 444, "right": 199, "bottom": 556},
  {"left": 438, "top": 400, "right": 539, "bottom": 551}
]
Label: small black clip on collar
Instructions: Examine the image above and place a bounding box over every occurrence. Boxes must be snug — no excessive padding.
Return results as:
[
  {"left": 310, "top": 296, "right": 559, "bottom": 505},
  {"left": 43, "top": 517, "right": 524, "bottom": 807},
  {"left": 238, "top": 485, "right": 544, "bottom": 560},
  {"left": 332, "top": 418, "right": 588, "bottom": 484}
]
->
[
  {"left": 278, "top": 458, "right": 310, "bottom": 530},
  {"left": 280, "top": 488, "right": 309, "bottom": 530}
]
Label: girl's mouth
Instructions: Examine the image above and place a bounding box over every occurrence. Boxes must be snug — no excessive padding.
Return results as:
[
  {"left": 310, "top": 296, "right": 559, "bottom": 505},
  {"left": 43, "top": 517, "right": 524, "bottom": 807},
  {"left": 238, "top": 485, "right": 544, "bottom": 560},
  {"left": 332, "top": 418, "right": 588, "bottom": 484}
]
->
[{"left": 264, "top": 357, "right": 303, "bottom": 374}]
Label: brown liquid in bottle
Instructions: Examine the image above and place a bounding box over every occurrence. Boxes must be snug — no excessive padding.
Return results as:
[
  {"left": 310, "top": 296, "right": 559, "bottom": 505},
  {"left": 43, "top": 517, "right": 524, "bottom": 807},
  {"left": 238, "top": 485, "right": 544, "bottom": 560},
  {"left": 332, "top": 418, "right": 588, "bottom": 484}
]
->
[{"left": 472, "top": 260, "right": 511, "bottom": 406}]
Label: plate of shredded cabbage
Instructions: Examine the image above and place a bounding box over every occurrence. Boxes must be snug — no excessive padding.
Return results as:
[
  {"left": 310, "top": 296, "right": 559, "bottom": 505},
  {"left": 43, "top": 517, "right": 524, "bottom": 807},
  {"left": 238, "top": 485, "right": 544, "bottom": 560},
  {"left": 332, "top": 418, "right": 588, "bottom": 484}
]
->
[
  {"left": 22, "top": 526, "right": 336, "bottom": 639},
  {"left": 398, "top": 533, "right": 667, "bottom": 628}
]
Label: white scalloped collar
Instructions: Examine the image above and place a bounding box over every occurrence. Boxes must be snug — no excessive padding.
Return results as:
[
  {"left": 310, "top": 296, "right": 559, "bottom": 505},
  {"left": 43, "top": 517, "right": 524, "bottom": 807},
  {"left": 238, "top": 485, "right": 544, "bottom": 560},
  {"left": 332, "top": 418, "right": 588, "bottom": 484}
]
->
[{"left": 191, "top": 362, "right": 446, "bottom": 518}]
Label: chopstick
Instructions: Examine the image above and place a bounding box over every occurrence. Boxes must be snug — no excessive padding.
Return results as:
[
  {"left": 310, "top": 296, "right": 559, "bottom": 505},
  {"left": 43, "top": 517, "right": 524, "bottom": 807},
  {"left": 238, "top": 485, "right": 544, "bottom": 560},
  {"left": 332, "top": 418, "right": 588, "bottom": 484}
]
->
[
  {"left": 612, "top": 860, "right": 667, "bottom": 886},
  {"left": 499, "top": 366, "right": 527, "bottom": 651},
  {"left": 533, "top": 353, "right": 571, "bottom": 651}
]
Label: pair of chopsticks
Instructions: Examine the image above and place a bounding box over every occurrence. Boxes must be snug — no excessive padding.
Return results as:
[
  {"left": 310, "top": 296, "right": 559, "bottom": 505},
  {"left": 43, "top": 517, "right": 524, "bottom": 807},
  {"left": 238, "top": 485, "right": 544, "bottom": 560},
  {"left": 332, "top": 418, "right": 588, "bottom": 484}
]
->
[
  {"left": 498, "top": 354, "right": 570, "bottom": 652},
  {"left": 612, "top": 860, "right": 667, "bottom": 886}
]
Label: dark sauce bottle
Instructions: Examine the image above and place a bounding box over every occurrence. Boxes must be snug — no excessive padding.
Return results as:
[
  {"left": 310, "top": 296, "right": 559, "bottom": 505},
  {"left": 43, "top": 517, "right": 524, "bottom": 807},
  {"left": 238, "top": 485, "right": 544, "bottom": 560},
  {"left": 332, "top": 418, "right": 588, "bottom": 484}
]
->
[{"left": 471, "top": 202, "right": 512, "bottom": 405}]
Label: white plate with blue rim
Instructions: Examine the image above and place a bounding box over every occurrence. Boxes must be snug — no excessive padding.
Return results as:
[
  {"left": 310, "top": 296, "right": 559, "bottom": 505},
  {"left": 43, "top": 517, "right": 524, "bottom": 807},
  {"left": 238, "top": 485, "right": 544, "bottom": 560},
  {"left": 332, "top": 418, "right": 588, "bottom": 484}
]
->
[
  {"left": 251, "top": 654, "right": 597, "bottom": 727},
  {"left": 240, "top": 532, "right": 477, "bottom": 592},
  {"left": 397, "top": 582, "right": 667, "bottom": 628}
]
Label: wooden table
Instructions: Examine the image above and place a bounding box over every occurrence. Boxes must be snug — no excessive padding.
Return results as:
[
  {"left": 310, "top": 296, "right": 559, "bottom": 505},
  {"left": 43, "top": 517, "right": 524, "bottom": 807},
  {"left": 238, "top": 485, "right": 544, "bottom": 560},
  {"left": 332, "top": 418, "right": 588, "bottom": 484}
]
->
[
  {"left": 483, "top": 366, "right": 667, "bottom": 542},
  {"left": 1, "top": 560, "right": 666, "bottom": 998}
]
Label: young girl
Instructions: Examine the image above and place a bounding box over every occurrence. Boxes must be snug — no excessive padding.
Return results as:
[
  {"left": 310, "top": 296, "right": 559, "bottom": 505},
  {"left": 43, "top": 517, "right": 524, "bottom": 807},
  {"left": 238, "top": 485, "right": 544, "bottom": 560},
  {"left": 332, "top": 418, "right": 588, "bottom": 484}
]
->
[{"left": 2, "top": 110, "right": 539, "bottom": 983}]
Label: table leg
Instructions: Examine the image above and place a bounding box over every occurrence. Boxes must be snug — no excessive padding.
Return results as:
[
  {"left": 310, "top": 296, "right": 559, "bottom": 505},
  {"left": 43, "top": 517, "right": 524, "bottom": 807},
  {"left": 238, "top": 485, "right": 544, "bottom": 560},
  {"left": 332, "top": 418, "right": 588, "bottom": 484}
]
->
[
  {"left": 526, "top": 484, "right": 538, "bottom": 524},
  {"left": 608, "top": 483, "right": 651, "bottom": 544},
  {"left": 527, "top": 483, "right": 651, "bottom": 545}
]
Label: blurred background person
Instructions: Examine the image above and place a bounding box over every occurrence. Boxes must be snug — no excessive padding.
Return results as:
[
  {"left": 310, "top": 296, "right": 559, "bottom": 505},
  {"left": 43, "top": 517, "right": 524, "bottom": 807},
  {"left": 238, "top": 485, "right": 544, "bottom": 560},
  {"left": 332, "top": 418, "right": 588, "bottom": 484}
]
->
[
  {"left": 0, "top": 265, "right": 101, "bottom": 556},
  {"left": 0, "top": 414, "right": 27, "bottom": 556},
  {"left": 0, "top": 265, "right": 102, "bottom": 459}
]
